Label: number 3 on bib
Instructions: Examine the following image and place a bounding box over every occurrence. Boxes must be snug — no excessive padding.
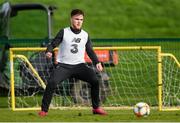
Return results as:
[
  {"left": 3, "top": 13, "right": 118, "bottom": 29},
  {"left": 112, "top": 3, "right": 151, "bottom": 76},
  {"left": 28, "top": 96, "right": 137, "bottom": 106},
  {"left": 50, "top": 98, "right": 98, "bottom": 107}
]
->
[{"left": 71, "top": 44, "right": 78, "bottom": 54}]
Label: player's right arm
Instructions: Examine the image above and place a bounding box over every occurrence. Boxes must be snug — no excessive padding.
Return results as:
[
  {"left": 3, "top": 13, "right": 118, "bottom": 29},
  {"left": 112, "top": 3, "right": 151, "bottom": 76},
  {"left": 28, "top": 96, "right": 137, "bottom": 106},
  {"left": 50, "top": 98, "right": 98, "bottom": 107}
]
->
[{"left": 46, "top": 29, "right": 64, "bottom": 58}]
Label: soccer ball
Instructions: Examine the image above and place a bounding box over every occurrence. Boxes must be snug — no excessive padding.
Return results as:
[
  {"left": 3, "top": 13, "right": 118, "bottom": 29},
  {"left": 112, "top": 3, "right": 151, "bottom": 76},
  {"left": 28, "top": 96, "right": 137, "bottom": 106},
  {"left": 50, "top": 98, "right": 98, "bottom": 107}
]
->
[{"left": 133, "top": 102, "right": 150, "bottom": 117}]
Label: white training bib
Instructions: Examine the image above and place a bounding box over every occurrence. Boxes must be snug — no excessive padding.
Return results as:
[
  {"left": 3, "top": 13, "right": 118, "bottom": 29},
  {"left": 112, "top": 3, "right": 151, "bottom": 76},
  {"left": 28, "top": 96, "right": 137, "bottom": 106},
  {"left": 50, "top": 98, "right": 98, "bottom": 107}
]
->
[{"left": 57, "top": 27, "right": 88, "bottom": 65}]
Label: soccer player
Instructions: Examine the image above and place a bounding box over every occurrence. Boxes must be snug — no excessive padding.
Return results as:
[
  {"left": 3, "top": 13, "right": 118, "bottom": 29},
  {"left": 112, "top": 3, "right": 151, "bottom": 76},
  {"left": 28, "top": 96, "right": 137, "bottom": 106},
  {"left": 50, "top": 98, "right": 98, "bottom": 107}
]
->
[{"left": 38, "top": 9, "right": 107, "bottom": 116}]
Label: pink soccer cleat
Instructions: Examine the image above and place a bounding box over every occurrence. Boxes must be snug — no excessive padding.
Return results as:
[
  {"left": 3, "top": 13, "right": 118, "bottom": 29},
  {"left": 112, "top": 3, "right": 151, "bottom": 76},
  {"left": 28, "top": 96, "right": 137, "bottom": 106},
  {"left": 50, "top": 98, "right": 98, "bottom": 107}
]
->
[
  {"left": 38, "top": 111, "right": 48, "bottom": 117},
  {"left": 92, "top": 107, "right": 108, "bottom": 115}
]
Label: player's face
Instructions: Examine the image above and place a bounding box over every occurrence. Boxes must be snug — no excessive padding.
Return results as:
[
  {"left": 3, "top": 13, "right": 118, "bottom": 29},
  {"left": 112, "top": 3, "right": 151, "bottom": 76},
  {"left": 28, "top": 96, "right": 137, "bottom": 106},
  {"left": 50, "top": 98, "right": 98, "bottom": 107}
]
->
[{"left": 71, "top": 14, "right": 84, "bottom": 30}]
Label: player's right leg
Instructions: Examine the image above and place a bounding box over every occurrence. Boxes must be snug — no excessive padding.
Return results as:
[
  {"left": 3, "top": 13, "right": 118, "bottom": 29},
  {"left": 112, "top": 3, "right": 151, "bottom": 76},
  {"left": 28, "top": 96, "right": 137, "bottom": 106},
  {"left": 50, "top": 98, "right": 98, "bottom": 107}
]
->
[{"left": 39, "top": 64, "right": 72, "bottom": 117}]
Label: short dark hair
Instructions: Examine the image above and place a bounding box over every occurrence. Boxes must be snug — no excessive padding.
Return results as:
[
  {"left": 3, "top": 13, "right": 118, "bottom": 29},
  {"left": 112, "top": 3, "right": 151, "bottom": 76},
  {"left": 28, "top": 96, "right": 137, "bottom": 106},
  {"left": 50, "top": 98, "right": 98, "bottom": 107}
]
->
[{"left": 71, "top": 9, "right": 84, "bottom": 17}]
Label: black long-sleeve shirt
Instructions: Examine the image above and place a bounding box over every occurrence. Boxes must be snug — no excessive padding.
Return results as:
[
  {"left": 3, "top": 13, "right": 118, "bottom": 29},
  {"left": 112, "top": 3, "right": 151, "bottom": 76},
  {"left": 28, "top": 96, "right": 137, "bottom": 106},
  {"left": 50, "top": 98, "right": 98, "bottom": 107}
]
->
[{"left": 46, "top": 27, "right": 99, "bottom": 65}]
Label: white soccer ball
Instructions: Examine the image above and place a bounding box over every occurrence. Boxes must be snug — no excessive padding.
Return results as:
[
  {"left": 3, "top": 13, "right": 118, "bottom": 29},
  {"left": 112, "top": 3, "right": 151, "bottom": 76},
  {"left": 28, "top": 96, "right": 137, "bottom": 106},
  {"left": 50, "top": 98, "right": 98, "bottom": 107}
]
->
[{"left": 133, "top": 102, "right": 150, "bottom": 117}]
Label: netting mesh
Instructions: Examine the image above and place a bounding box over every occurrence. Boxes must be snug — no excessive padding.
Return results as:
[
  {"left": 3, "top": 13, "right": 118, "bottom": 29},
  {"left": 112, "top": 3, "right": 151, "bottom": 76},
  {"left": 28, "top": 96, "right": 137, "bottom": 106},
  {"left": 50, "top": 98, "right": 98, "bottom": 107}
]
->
[
  {"left": 162, "top": 55, "right": 180, "bottom": 108},
  {"left": 103, "top": 50, "right": 158, "bottom": 106},
  {"left": 9, "top": 48, "right": 161, "bottom": 109}
]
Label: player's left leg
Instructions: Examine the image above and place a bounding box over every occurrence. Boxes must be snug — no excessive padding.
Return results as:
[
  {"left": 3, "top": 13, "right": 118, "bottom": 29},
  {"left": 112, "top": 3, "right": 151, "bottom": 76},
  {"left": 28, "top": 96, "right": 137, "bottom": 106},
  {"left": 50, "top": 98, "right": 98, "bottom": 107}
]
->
[{"left": 74, "top": 64, "right": 107, "bottom": 115}]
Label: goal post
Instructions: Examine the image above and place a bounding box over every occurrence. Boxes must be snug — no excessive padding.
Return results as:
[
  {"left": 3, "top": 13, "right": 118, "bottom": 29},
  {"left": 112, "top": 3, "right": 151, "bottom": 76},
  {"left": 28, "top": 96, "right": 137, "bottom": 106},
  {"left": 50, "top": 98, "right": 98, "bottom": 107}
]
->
[{"left": 8, "top": 46, "right": 180, "bottom": 111}]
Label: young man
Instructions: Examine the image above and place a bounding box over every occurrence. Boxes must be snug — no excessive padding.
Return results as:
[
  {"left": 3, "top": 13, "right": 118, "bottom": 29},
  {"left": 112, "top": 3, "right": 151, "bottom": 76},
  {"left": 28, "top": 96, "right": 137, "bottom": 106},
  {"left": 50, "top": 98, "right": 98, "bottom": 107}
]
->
[{"left": 38, "top": 9, "right": 107, "bottom": 116}]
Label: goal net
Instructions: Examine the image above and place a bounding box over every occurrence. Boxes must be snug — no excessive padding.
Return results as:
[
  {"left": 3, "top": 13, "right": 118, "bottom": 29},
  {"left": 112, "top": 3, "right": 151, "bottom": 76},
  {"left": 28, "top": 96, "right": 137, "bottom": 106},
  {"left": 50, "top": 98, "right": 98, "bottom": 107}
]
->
[
  {"left": 8, "top": 46, "right": 180, "bottom": 111},
  {"left": 161, "top": 53, "right": 180, "bottom": 111}
]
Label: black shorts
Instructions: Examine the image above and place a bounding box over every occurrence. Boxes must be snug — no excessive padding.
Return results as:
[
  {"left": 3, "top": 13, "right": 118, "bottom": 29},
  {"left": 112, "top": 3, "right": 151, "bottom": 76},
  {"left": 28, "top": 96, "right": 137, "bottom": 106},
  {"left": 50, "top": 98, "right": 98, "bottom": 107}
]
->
[{"left": 49, "top": 63, "right": 99, "bottom": 85}]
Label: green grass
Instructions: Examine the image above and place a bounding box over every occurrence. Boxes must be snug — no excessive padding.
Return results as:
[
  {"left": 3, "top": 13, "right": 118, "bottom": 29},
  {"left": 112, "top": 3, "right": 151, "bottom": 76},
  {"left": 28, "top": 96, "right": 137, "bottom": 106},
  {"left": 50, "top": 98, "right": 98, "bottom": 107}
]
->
[
  {"left": 4, "top": 0, "right": 180, "bottom": 38},
  {"left": 1, "top": 95, "right": 180, "bottom": 122},
  {"left": 0, "top": 108, "right": 180, "bottom": 122}
]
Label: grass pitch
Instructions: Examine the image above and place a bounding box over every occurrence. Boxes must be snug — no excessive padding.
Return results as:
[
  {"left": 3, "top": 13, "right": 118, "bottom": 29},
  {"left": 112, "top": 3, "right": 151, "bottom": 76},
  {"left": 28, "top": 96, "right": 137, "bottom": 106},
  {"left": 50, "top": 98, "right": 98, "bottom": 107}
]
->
[{"left": 0, "top": 108, "right": 180, "bottom": 122}]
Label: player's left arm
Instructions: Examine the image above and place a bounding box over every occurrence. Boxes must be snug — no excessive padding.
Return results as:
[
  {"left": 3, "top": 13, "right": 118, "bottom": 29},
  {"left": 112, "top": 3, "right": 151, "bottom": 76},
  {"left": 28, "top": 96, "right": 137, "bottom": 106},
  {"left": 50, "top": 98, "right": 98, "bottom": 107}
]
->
[{"left": 86, "top": 36, "right": 103, "bottom": 72}]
